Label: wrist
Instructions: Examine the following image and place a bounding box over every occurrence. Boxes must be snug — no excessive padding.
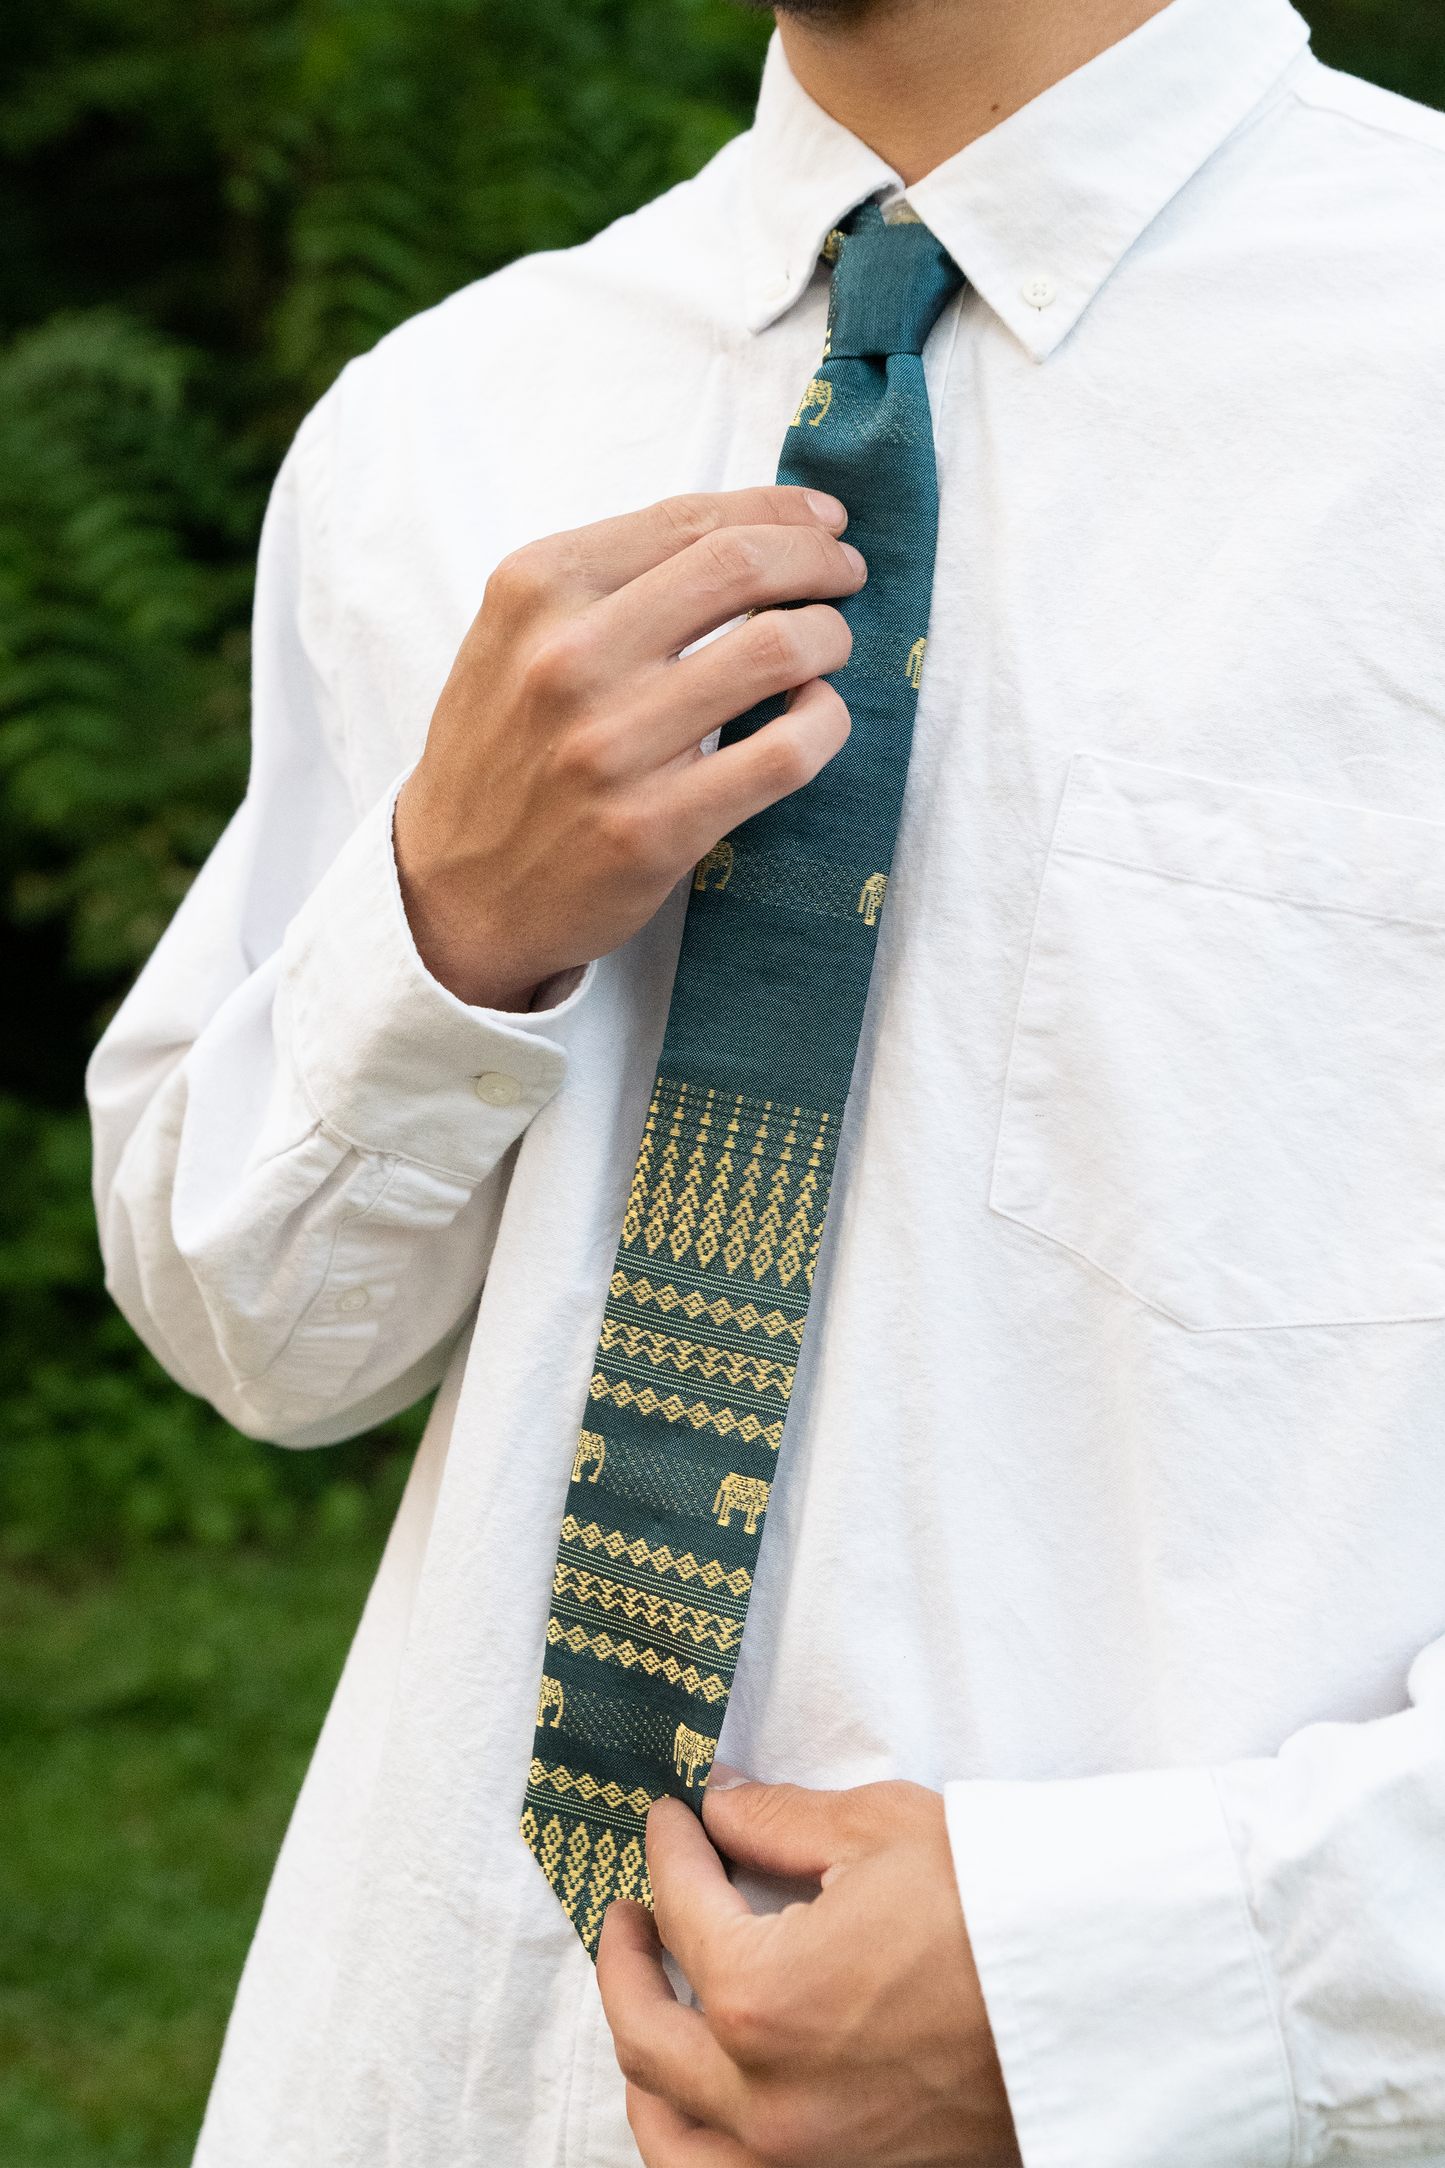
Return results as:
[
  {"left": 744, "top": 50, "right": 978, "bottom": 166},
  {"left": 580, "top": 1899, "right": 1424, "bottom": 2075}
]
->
[
  {"left": 393, "top": 774, "right": 548, "bottom": 1010},
  {"left": 407, "top": 924, "right": 542, "bottom": 1012}
]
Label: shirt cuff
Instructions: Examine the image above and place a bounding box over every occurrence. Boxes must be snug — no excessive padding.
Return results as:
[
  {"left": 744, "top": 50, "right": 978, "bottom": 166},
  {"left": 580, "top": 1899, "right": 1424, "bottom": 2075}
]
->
[
  {"left": 945, "top": 1768, "right": 1298, "bottom": 2168},
  {"left": 280, "top": 781, "right": 596, "bottom": 1181}
]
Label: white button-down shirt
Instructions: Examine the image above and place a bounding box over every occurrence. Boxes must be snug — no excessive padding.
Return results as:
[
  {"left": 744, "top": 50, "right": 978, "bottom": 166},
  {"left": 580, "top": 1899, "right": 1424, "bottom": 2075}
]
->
[{"left": 88, "top": 2, "right": 1445, "bottom": 2162}]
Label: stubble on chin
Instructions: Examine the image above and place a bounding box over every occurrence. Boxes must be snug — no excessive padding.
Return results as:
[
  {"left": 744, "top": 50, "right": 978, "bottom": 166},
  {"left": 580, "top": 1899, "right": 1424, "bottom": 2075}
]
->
[{"left": 732, "top": 0, "right": 883, "bottom": 21}]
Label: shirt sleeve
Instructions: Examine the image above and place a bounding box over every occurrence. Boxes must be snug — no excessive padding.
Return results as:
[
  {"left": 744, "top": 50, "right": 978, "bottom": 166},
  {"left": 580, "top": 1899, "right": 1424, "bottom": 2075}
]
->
[
  {"left": 945, "top": 1632, "right": 1445, "bottom": 2168},
  {"left": 87, "top": 391, "right": 595, "bottom": 1447}
]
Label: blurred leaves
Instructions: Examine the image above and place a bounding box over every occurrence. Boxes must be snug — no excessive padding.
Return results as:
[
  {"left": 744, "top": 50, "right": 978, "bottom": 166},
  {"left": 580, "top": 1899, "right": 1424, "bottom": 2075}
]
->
[
  {"left": 0, "top": 0, "right": 772, "bottom": 412},
  {"left": 0, "top": 311, "right": 257, "bottom": 977}
]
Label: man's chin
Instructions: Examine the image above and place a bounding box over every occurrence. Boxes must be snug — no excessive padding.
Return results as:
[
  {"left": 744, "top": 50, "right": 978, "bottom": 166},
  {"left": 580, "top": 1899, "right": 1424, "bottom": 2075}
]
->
[{"left": 733, "top": 0, "right": 884, "bottom": 22}]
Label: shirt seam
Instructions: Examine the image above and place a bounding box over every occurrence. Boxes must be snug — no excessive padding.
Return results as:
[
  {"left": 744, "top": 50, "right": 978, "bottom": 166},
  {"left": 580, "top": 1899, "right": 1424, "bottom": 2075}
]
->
[
  {"left": 986, "top": 1205, "right": 1445, "bottom": 1334},
  {"left": 1054, "top": 843, "right": 1445, "bottom": 934},
  {"left": 227, "top": 1154, "right": 411, "bottom": 1389},
  {"left": 987, "top": 759, "right": 1097, "bottom": 1210},
  {"left": 1206, "top": 1770, "right": 1302, "bottom": 2168},
  {"left": 1287, "top": 65, "right": 1445, "bottom": 159},
  {"left": 287, "top": 1014, "right": 525, "bottom": 1185}
]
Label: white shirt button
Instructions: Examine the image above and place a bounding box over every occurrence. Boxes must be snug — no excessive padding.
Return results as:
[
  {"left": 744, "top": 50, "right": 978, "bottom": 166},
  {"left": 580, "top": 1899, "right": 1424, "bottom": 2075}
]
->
[
  {"left": 337, "top": 1287, "right": 370, "bottom": 1313},
  {"left": 474, "top": 1071, "right": 521, "bottom": 1107},
  {"left": 1021, "top": 274, "right": 1056, "bottom": 310}
]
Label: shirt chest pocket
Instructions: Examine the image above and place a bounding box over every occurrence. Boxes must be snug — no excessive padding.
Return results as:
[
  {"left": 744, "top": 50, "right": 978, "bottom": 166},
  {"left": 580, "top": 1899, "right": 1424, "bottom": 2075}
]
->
[{"left": 990, "top": 755, "right": 1445, "bottom": 1331}]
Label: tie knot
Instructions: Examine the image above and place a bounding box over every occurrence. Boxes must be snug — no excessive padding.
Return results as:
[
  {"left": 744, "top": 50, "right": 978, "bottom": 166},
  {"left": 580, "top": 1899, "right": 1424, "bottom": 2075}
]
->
[{"left": 824, "top": 201, "right": 963, "bottom": 360}]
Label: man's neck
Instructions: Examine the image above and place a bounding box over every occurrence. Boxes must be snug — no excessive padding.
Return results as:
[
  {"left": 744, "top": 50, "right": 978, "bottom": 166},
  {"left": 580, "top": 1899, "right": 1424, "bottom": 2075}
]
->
[{"left": 774, "top": 0, "right": 1175, "bottom": 184}]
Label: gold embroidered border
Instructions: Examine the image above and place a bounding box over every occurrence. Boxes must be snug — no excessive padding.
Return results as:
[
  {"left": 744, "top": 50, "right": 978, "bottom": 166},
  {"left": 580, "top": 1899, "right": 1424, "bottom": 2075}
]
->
[
  {"left": 589, "top": 1372, "right": 787, "bottom": 1451},
  {"left": 520, "top": 1804, "right": 654, "bottom": 1953},
  {"left": 598, "top": 1317, "right": 795, "bottom": 1401},
  {"left": 621, "top": 1084, "right": 834, "bottom": 1292},
  {"left": 610, "top": 1274, "right": 806, "bottom": 1348},
  {"left": 560, "top": 1514, "right": 752, "bottom": 1596},
  {"left": 554, "top": 1561, "right": 744, "bottom": 1652},
  {"left": 546, "top": 1617, "right": 730, "bottom": 1703},
  {"left": 527, "top": 1756, "right": 655, "bottom": 1822}
]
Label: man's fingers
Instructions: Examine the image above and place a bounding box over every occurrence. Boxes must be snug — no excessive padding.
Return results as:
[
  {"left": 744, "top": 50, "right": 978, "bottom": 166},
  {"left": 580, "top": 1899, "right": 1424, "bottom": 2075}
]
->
[
  {"left": 627, "top": 2085, "right": 760, "bottom": 2168},
  {"left": 543, "top": 486, "right": 849, "bottom": 598},
  {"left": 706, "top": 1762, "right": 750, "bottom": 1790},
  {"left": 645, "top": 1796, "right": 754, "bottom": 1992},
  {"left": 596, "top": 1896, "right": 749, "bottom": 2129},
  {"left": 668, "top": 677, "right": 851, "bottom": 844},
  {"left": 701, "top": 1778, "right": 858, "bottom": 1883},
  {"left": 614, "top": 605, "right": 851, "bottom": 767},
  {"left": 601, "top": 520, "right": 865, "bottom": 667}
]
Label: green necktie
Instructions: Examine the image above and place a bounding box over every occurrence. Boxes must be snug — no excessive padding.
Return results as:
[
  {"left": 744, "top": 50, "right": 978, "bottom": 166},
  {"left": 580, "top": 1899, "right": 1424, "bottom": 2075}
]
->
[{"left": 523, "top": 201, "right": 964, "bottom": 1956}]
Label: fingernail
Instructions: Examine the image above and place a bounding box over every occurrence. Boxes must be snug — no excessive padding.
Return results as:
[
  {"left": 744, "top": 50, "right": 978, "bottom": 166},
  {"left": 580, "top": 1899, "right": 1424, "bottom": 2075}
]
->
[
  {"left": 803, "top": 490, "right": 847, "bottom": 528},
  {"left": 706, "top": 1760, "right": 753, "bottom": 1791},
  {"left": 841, "top": 543, "right": 867, "bottom": 577}
]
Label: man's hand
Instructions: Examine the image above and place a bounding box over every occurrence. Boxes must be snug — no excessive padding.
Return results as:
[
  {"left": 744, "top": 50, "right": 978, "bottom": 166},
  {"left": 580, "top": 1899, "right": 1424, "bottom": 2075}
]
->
[
  {"left": 394, "top": 488, "right": 864, "bottom": 1009},
  {"left": 596, "top": 1775, "right": 1021, "bottom": 2168}
]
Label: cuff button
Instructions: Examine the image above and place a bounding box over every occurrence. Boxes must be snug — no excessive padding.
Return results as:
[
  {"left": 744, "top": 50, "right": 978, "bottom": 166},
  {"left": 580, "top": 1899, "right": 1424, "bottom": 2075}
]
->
[
  {"left": 337, "top": 1287, "right": 371, "bottom": 1313},
  {"left": 474, "top": 1070, "right": 522, "bottom": 1107}
]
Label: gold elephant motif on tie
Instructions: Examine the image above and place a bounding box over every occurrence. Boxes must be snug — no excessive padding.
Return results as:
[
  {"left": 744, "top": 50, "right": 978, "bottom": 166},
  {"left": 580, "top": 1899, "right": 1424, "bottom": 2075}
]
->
[
  {"left": 857, "top": 872, "right": 888, "bottom": 928},
  {"left": 791, "top": 377, "right": 833, "bottom": 429},
  {"left": 713, "top": 1470, "right": 771, "bottom": 1534},
  {"left": 571, "top": 1430, "right": 606, "bottom": 1484},
  {"left": 694, "top": 839, "right": 734, "bottom": 892},
  {"left": 674, "top": 1722, "right": 718, "bottom": 1788},
  {"left": 537, "top": 1677, "right": 565, "bottom": 1729},
  {"left": 905, "top": 636, "right": 927, "bottom": 689}
]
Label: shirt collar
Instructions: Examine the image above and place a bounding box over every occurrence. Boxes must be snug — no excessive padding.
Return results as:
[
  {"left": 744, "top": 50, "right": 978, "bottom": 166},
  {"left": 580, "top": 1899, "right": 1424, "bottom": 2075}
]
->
[{"left": 742, "top": 0, "right": 1311, "bottom": 360}]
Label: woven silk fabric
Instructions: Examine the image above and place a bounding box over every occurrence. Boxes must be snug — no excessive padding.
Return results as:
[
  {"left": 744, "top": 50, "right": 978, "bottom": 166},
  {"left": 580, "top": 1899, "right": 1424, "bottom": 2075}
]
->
[{"left": 523, "top": 203, "right": 963, "bottom": 1955}]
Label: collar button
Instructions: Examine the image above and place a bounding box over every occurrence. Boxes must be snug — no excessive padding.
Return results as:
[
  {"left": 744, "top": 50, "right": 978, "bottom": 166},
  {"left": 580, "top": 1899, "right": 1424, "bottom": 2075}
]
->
[{"left": 1021, "top": 274, "right": 1056, "bottom": 310}]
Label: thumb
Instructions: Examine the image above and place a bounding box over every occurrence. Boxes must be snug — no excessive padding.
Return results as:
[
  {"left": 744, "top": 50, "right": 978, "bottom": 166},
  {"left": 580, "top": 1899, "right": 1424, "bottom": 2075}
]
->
[{"left": 701, "top": 1774, "right": 854, "bottom": 1881}]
